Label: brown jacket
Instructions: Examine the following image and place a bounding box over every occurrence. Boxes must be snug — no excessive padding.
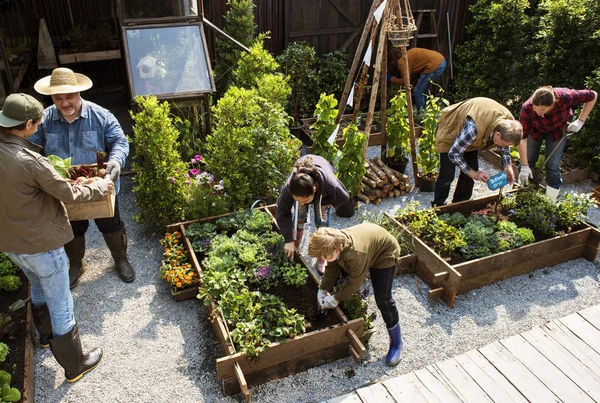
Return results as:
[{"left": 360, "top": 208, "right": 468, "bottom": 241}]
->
[
  {"left": 394, "top": 48, "right": 445, "bottom": 85},
  {"left": 435, "top": 97, "right": 514, "bottom": 153},
  {"left": 319, "top": 223, "right": 400, "bottom": 302},
  {"left": 0, "top": 132, "right": 109, "bottom": 254}
]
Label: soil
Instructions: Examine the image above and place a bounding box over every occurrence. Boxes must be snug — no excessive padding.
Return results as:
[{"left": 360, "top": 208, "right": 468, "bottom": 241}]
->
[{"left": 0, "top": 270, "right": 29, "bottom": 399}]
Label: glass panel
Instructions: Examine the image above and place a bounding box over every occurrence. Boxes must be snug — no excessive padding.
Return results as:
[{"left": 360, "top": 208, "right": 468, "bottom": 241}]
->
[
  {"left": 124, "top": 24, "right": 213, "bottom": 98},
  {"left": 122, "top": 0, "right": 198, "bottom": 20}
]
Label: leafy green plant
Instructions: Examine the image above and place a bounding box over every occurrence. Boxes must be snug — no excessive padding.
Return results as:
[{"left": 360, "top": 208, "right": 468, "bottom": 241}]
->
[
  {"left": 281, "top": 262, "right": 308, "bottom": 286},
  {"left": 309, "top": 93, "right": 339, "bottom": 163},
  {"left": 277, "top": 41, "right": 317, "bottom": 122},
  {"left": 186, "top": 168, "right": 230, "bottom": 221},
  {"left": 417, "top": 91, "right": 448, "bottom": 179},
  {"left": 315, "top": 50, "right": 349, "bottom": 101},
  {"left": 232, "top": 34, "right": 282, "bottom": 92},
  {"left": 333, "top": 281, "right": 374, "bottom": 330},
  {"left": 336, "top": 123, "right": 366, "bottom": 198},
  {"left": 570, "top": 67, "right": 600, "bottom": 169},
  {"left": 130, "top": 96, "right": 190, "bottom": 230},
  {"left": 0, "top": 253, "right": 20, "bottom": 292},
  {"left": 386, "top": 91, "right": 411, "bottom": 162},
  {"left": 0, "top": 342, "right": 20, "bottom": 402},
  {"left": 213, "top": 0, "right": 256, "bottom": 98}
]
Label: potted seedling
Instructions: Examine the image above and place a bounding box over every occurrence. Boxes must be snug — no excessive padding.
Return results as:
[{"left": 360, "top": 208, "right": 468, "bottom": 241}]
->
[
  {"left": 385, "top": 91, "right": 411, "bottom": 173},
  {"left": 417, "top": 91, "right": 448, "bottom": 191},
  {"left": 335, "top": 123, "right": 367, "bottom": 217}
]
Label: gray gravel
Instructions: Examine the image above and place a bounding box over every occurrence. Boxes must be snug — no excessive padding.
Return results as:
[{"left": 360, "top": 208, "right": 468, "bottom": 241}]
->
[{"left": 34, "top": 147, "right": 600, "bottom": 403}]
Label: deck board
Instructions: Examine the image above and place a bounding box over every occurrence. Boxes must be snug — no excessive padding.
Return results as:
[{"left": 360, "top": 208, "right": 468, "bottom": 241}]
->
[
  {"left": 355, "top": 382, "right": 395, "bottom": 402},
  {"left": 578, "top": 304, "right": 600, "bottom": 330},
  {"left": 433, "top": 357, "right": 493, "bottom": 402},
  {"left": 382, "top": 374, "right": 430, "bottom": 403},
  {"left": 559, "top": 313, "right": 600, "bottom": 355}
]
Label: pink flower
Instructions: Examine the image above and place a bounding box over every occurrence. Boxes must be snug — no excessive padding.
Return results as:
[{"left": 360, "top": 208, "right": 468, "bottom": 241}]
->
[
  {"left": 189, "top": 168, "right": 200, "bottom": 176},
  {"left": 170, "top": 177, "right": 176, "bottom": 184},
  {"left": 193, "top": 155, "right": 203, "bottom": 163}
]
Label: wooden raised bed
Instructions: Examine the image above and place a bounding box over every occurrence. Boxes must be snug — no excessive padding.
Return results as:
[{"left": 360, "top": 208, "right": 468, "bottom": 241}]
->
[
  {"left": 168, "top": 206, "right": 375, "bottom": 401},
  {"left": 23, "top": 297, "right": 35, "bottom": 403},
  {"left": 160, "top": 226, "right": 201, "bottom": 302},
  {"left": 592, "top": 186, "right": 600, "bottom": 203},
  {"left": 385, "top": 193, "right": 600, "bottom": 308}
]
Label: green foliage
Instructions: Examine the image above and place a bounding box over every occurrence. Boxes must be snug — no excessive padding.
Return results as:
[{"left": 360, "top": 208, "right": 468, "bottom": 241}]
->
[
  {"left": 187, "top": 171, "right": 230, "bottom": 220},
  {"left": 232, "top": 35, "right": 281, "bottom": 91},
  {"left": 571, "top": 68, "right": 600, "bottom": 170},
  {"left": 172, "top": 103, "right": 208, "bottom": 163},
  {"left": 336, "top": 123, "right": 366, "bottom": 197},
  {"left": 315, "top": 50, "right": 349, "bottom": 100},
  {"left": 185, "top": 223, "right": 218, "bottom": 255},
  {"left": 310, "top": 93, "right": 339, "bottom": 162},
  {"left": 537, "top": 0, "right": 600, "bottom": 88},
  {"left": 417, "top": 91, "right": 448, "bottom": 177},
  {"left": 334, "top": 282, "right": 374, "bottom": 330},
  {"left": 281, "top": 262, "right": 308, "bottom": 286},
  {"left": 206, "top": 85, "right": 300, "bottom": 209},
  {"left": 460, "top": 218, "right": 496, "bottom": 260},
  {"left": 213, "top": 0, "right": 256, "bottom": 97},
  {"left": 277, "top": 41, "right": 317, "bottom": 121},
  {"left": 0, "top": 253, "right": 20, "bottom": 292},
  {"left": 454, "top": 0, "right": 538, "bottom": 113},
  {"left": 501, "top": 188, "right": 598, "bottom": 236},
  {"left": 47, "top": 155, "right": 71, "bottom": 179},
  {"left": 495, "top": 221, "right": 535, "bottom": 251},
  {"left": 438, "top": 212, "right": 467, "bottom": 227},
  {"left": 130, "top": 96, "right": 190, "bottom": 230},
  {"left": 0, "top": 343, "right": 20, "bottom": 402},
  {"left": 386, "top": 91, "right": 411, "bottom": 162}
]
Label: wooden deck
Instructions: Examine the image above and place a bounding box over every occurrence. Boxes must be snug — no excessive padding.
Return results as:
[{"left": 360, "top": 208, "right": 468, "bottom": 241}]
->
[{"left": 326, "top": 304, "right": 600, "bottom": 403}]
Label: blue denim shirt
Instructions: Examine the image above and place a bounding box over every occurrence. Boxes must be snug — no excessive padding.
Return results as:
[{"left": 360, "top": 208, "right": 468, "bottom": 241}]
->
[{"left": 29, "top": 99, "right": 129, "bottom": 194}]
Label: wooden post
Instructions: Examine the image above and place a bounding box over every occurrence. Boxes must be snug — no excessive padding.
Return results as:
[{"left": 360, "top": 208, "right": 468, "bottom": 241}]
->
[
  {"left": 399, "top": 45, "right": 418, "bottom": 185},
  {"left": 380, "top": 35, "right": 388, "bottom": 159},
  {"left": 337, "top": 0, "right": 384, "bottom": 123}
]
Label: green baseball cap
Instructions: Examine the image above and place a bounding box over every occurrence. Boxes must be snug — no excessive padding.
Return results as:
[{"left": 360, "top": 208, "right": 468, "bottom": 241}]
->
[{"left": 0, "top": 93, "right": 44, "bottom": 128}]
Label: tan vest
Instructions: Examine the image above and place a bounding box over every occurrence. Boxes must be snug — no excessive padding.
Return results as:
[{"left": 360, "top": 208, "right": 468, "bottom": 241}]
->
[{"left": 435, "top": 97, "right": 514, "bottom": 153}]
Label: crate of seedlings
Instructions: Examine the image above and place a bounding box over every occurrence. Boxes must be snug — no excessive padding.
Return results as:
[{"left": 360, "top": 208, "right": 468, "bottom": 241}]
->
[
  {"left": 385, "top": 188, "right": 600, "bottom": 307},
  {"left": 167, "top": 206, "right": 375, "bottom": 402}
]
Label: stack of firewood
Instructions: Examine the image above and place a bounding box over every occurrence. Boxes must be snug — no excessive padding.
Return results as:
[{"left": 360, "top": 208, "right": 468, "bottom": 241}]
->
[{"left": 357, "top": 157, "right": 412, "bottom": 204}]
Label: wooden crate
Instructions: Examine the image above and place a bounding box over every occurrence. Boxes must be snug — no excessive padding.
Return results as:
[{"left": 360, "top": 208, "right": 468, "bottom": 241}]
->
[
  {"left": 385, "top": 193, "right": 600, "bottom": 308},
  {"left": 64, "top": 190, "right": 115, "bottom": 221},
  {"left": 160, "top": 226, "right": 201, "bottom": 302},
  {"left": 167, "top": 206, "right": 375, "bottom": 401}
]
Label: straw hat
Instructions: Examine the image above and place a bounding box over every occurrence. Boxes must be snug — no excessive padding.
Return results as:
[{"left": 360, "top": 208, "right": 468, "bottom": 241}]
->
[{"left": 34, "top": 67, "right": 93, "bottom": 95}]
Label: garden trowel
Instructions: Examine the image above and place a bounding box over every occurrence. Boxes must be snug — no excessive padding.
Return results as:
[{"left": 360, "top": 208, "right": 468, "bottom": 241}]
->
[{"left": 8, "top": 296, "right": 31, "bottom": 313}]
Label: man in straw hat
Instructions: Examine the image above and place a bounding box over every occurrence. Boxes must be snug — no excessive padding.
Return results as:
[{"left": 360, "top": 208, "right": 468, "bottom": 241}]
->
[
  {"left": 1, "top": 93, "right": 111, "bottom": 382},
  {"left": 30, "top": 67, "right": 135, "bottom": 287}
]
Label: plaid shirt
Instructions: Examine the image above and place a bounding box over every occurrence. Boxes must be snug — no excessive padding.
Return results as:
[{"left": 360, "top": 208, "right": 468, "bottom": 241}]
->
[
  {"left": 519, "top": 88, "right": 595, "bottom": 141},
  {"left": 448, "top": 117, "right": 511, "bottom": 174}
]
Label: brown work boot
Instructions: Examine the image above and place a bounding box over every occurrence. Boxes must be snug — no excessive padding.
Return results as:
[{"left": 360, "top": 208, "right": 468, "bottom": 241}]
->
[
  {"left": 49, "top": 324, "right": 102, "bottom": 383},
  {"left": 102, "top": 228, "right": 135, "bottom": 282},
  {"left": 64, "top": 236, "right": 86, "bottom": 289},
  {"left": 31, "top": 304, "right": 52, "bottom": 348}
]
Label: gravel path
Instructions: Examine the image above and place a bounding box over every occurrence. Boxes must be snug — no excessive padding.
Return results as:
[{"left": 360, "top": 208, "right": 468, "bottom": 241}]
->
[{"left": 34, "top": 149, "right": 600, "bottom": 403}]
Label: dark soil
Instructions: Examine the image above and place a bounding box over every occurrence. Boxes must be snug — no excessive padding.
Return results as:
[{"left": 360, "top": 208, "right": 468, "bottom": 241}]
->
[{"left": 0, "top": 270, "right": 29, "bottom": 400}]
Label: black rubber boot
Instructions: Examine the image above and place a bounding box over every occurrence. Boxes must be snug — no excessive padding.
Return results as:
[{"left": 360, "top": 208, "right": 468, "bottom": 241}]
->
[
  {"left": 31, "top": 304, "right": 52, "bottom": 348},
  {"left": 64, "top": 236, "right": 86, "bottom": 289},
  {"left": 49, "top": 324, "right": 102, "bottom": 383},
  {"left": 103, "top": 228, "right": 135, "bottom": 283}
]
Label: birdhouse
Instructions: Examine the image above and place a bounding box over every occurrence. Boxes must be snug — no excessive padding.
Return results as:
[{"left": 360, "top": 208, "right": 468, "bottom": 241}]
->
[{"left": 136, "top": 55, "right": 158, "bottom": 79}]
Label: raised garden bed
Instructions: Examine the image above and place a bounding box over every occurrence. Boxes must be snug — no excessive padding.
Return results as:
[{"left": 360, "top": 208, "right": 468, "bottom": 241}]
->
[
  {"left": 385, "top": 193, "right": 600, "bottom": 308},
  {"left": 0, "top": 271, "right": 35, "bottom": 403},
  {"left": 479, "top": 149, "right": 591, "bottom": 184},
  {"left": 167, "top": 206, "right": 374, "bottom": 401}
]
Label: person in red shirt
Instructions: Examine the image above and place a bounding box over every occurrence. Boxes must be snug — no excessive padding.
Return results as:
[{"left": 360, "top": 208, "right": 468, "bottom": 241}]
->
[{"left": 518, "top": 86, "right": 597, "bottom": 201}]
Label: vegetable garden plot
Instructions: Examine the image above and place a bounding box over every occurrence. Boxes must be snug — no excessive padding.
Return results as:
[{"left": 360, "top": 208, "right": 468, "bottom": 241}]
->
[
  {"left": 167, "top": 206, "right": 374, "bottom": 402},
  {"left": 385, "top": 191, "right": 600, "bottom": 308}
]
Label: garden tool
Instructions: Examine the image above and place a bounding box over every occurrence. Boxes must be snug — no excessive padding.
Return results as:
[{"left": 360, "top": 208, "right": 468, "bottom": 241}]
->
[
  {"left": 8, "top": 296, "right": 31, "bottom": 312},
  {"left": 544, "top": 132, "right": 572, "bottom": 167}
]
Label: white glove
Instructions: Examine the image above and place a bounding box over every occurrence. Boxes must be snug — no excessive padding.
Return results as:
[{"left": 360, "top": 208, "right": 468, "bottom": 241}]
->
[
  {"left": 97, "top": 178, "right": 114, "bottom": 195},
  {"left": 317, "top": 289, "right": 329, "bottom": 309},
  {"left": 567, "top": 119, "right": 584, "bottom": 133},
  {"left": 519, "top": 165, "right": 533, "bottom": 186},
  {"left": 316, "top": 257, "right": 326, "bottom": 275},
  {"left": 322, "top": 295, "right": 339, "bottom": 310},
  {"left": 105, "top": 160, "right": 121, "bottom": 182}
]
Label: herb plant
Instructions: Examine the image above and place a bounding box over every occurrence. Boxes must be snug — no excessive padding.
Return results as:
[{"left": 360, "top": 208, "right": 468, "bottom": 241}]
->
[{"left": 336, "top": 123, "right": 366, "bottom": 198}]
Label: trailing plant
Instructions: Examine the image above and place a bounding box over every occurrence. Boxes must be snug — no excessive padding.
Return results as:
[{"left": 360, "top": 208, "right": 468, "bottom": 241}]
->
[
  {"left": 336, "top": 123, "right": 366, "bottom": 198},
  {"left": 130, "top": 96, "right": 190, "bottom": 230},
  {"left": 213, "top": 0, "right": 256, "bottom": 98},
  {"left": 159, "top": 231, "right": 200, "bottom": 291},
  {"left": 0, "top": 253, "right": 20, "bottom": 292},
  {"left": 277, "top": 41, "right": 317, "bottom": 122},
  {"left": 206, "top": 85, "right": 300, "bottom": 209},
  {"left": 417, "top": 90, "right": 448, "bottom": 179},
  {"left": 0, "top": 342, "right": 20, "bottom": 403},
  {"left": 309, "top": 93, "right": 339, "bottom": 163},
  {"left": 386, "top": 91, "right": 411, "bottom": 162}
]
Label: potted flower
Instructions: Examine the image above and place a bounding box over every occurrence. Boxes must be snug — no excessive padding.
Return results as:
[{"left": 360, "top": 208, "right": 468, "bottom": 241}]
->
[
  {"left": 385, "top": 91, "right": 411, "bottom": 173},
  {"left": 335, "top": 123, "right": 367, "bottom": 217},
  {"left": 417, "top": 91, "right": 449, "bottom": 191}
]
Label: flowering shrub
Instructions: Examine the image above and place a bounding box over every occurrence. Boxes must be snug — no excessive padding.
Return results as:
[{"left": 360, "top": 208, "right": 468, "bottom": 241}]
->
[
  {"left": 182, "top": 155, "right": 230, "bottom": 220},
  {"left": 159, "top": 231, "right": 200, "bottom": 291}
]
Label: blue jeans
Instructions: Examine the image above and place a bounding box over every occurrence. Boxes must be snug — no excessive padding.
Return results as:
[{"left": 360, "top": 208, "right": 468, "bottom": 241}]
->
[
  {"left": 527, "top": 133, "right": 567, "bottom": 189},
  {"left": 6, "top": 248, "right": 75, "bottom": 337},
  {"left": 414, "top": 59, "right": 447, "bottom": 111},
  {"left": 296, "top": 203, "right": 330, "bottom": 228},
  {"left": 369, "top": 266, "right": 399, "bottom": 329}
]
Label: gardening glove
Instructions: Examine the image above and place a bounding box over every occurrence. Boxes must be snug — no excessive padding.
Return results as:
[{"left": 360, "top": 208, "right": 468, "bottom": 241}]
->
[
  {"left": 567, "top": 119, "right": 584, "bottom": 133},
  {"left": 316, "top": 257, "right": 326, "bottom": 275},
  {"left": 97, "top": 178, "right": 114, "bottom": 195},
  {"left": 105, "top": 160, "right": 121, "bottom": 182},
  {"left": 322, "top": 294, "right": 339, "bottom": 310},
  {"left": 519, "top": 165, "right": 533, "bottom": 186},
  {"left": 317, "top": 289, "right": 329, "bottom": 309}
]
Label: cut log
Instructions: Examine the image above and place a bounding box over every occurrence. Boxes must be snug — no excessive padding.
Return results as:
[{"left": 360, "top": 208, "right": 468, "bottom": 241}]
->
[
  {"left": 387, "top": 166, "right": 410, "bottom": 183},
  {"left": 394, "top": 189, "right": 402, "bottom": 197},
  {"left": 357, "top": 193, "right": 370, "bottom": 204},
  {"left": 364, "top": 171, "right": 381, "bottom": 185},
  {"left": 361, "top": 176, "right": 378, "bottom": 189},
  {"left": 363, "top": 186, "right": 383, "bottom": 198},
  {"left": 373, "top": 158, "right": 401, "bottom": 186},
  {"left": 366, "top": 160, "right": 388, "bottom": 183}
]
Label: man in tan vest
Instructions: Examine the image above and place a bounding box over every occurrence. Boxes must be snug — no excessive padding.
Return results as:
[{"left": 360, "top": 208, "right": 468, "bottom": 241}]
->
[{"left": 433, "top": 97, "right": 523, "bottom": 206}]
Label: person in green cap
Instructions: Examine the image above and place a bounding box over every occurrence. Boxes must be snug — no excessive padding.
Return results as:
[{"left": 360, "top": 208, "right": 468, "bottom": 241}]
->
[{"left": 0, "top": 93, "right": 111, "bottom": 383}]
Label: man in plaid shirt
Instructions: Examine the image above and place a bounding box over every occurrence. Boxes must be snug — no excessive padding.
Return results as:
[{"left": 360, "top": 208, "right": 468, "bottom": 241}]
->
[{"left": 518, "top": 86, "right": 597, "bottom": 201}]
